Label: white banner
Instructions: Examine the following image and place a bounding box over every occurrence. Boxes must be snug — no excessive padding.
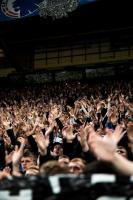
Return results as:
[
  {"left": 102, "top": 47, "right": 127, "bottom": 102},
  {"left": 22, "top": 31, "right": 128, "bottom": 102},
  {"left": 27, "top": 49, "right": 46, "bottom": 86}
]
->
[{"left": 0, "top": 189, "right": 32, "bottom": 200}]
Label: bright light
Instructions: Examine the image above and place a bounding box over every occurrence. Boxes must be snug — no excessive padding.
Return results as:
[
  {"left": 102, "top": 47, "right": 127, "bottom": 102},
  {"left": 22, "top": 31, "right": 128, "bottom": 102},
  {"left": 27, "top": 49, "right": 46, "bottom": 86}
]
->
[{"left": 38, "top": 0, "right": 79, "bottom": 19}]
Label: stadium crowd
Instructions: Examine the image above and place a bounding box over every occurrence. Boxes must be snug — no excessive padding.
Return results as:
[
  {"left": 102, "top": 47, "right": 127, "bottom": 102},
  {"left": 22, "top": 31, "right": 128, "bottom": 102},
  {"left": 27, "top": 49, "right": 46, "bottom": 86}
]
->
[{"left": 0, "top": 79, "right": 133, "bottom": 179}]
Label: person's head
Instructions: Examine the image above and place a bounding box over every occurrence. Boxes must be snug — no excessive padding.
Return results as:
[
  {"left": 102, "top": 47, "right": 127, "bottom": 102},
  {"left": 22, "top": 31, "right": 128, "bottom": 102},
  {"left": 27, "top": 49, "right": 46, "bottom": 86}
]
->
[
  {"left": 21, "top": 151, "right": 37, "bottom": 172},
  {"left": 51, "top": 142, "right": 63, "bottom": 157},
  {"left": 68, "top": 158, "right": 86, "bottom": 175},
  {"left": 127, "top": 117, "right": 133, "bottom": 126},
  {"left": 116, "top": 146, "right": 128, "bottom": 158},
  {"left": 58, "top": 155, "right": 70, "bottom": 167},
  {"left": 84, "top": 160, "right": 118, "bottom": 175},
  {"left": 40, "top": 160, "right": 69, "bottom": 176}
]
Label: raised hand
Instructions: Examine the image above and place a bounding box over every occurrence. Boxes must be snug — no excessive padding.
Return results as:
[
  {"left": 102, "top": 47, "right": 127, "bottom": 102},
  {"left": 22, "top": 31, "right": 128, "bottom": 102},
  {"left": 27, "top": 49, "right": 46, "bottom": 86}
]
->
[
  {"left": 78, "top": 125, "right": 90, "bottom": 152},
  {"left": 88, "top": 127, "right": 116, "bottom": 162},
  {"left": 111, "top": 124, "right": 126, "bottom": 144},
  {"left": 96, "top": 102, "right": 102, "bottom": 113},
  {"left": 12, "top": 138, "right": 26, "bottom": 165},
  {"left": 88, "top": 124, "right": 125, "bottom": 162},
  {"left": 6, "top": 150, "right": 15, "bottom": 165},
  {"left": 62, "top": 125, "right": 77, "bottom": 142},
  {"left": 2, "top": 118, "right": 12, "bottom": 130},
  {"left": 0, "top": 168, "right": 11, "bottom": 180},
  {"left": 33, "top": 127, "right": 49, "bottom": 155}
]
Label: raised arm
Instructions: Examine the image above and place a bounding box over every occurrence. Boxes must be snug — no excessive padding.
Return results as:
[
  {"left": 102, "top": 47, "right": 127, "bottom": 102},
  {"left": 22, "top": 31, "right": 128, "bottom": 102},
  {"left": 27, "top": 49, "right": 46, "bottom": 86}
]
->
[
  {"left": 88, "top": 124, "right": 133, "bottom": 175},
  {"left": 12, "top": 137, "right": 26, "bottom": 176}
]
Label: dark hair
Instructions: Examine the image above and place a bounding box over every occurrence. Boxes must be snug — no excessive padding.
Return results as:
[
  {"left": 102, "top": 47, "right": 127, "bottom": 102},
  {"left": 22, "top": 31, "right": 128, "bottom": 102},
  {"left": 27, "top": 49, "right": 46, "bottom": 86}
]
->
[
  {"left": 40, "top": 160, "right": 69, "bottom": 175},
  {"left": 128, "top": 117, "right": 133, "bottom": 122},
  {"left": 84, "top": 161, "right": 119, "bottom": 175},
  {"left": 59, "top": 155, "right": 70, "bottom": 160},
  {"left": 51, "top": 142, "right": 63, "bottom": 151},
  {"left": 23, "top": 150, "right": 37, "bottom": 164}
]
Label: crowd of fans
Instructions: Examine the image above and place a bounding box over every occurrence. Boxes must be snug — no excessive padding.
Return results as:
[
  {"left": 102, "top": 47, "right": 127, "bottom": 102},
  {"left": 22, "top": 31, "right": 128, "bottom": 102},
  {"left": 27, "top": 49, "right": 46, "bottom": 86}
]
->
[{"left": 0, "top": 79, "right": 133, "bottom": 179}]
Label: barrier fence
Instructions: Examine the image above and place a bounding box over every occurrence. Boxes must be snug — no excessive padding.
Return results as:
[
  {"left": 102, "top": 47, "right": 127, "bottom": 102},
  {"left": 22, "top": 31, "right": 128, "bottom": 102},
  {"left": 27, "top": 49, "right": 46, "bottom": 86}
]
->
[{"left": 0, "top": 174, "right": 133, "bottom": 200}]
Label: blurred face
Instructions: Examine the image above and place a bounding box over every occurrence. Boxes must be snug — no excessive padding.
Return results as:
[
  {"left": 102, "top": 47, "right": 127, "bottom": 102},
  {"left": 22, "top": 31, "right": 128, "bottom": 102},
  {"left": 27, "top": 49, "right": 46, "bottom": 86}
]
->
[
  {"left": 21, "top": 156, "right": 36, "bottom": 172},
  {"left": 127, "top": 121, "right": 133, "bottom": 127},
  {"left": 68, "top": 161, "right": 85, "bottom": 175},
  {"left": 96, "top": 128, "right": 106, "bottom": 137},
  {"left": 53, "top": 145, "right": 63, "bottom": 157},
  {"left": 116, "top": 146, "right": 128, "bottom": 158}
]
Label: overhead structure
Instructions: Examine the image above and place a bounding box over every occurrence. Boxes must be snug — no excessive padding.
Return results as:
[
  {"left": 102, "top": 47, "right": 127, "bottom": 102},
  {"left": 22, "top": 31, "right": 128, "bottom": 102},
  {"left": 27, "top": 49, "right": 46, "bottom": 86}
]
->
[{"left": 38, "top": 0, "right": 79, "bottom": 19}]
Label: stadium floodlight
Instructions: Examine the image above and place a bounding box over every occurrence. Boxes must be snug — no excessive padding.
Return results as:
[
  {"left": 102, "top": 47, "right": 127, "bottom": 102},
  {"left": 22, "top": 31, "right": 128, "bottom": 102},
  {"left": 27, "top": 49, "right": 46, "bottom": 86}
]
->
[{"left": 38, "top": 0, "right": 79, "bottom": 19}]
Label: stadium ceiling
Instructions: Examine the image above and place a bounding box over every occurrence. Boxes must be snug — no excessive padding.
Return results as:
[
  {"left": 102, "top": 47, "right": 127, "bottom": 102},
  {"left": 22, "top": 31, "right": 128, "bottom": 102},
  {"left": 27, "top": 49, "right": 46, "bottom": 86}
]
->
[
  {"left": 0, "top": 0, "right": 133, "bottom": 46},
  {"left": 0, "top": 0, "right": 133, "bottom": 72}
]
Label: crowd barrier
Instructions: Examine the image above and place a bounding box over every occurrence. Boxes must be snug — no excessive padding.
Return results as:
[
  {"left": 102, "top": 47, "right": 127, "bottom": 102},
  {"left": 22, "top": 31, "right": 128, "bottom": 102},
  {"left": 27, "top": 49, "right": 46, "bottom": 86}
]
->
[{"left": 0, "top": 174, "right": 133, "bottom": 200}]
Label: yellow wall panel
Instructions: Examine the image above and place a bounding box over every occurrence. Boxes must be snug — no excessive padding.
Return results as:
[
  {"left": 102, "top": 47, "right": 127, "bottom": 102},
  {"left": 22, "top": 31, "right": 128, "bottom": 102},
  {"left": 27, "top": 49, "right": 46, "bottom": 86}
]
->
[
  {"left": 47, "top": 51, "right": 58, "bottom": 58},
  {"left": 34, "top": 60, "right": 46, "bottom": 69},
  {"left": 34, "top": 38, "right": 133, "bottom": 70},
  {"left": 59, "top": 57, "right": 71, "bottom": 64},
  {"left": 59, "top": 50, "right": 71, "bottom": 57},
  {"left": 47, "top": 58, "right": 58, "bottom": 66},
  {"left": 35, "top": 53, "right": 46, "bottom": 60},
  {"left": 72, "top": 55, "right": 84, "bottom": 64},
  {"left": 115, "top": 50, "right": 129, "bottom": 59},
  {"left": 72, "top": 48, "right": 84, "bottom": 55},
  {"left": 101, "top": 42, "right": 110, "bottom": 51},
  {"left": 100, "top": 52, "right": 114, "bottom": 60},
  {"left": 86, "top": 54, "right": 99, "bottom": 63}
]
